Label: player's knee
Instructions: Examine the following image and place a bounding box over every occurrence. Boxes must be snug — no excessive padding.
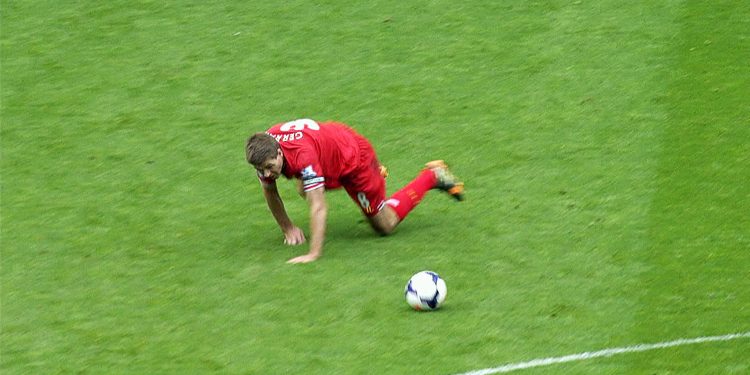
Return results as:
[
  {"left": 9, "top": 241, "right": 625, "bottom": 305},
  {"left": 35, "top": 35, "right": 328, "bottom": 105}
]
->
[
  {"left": 373, "top": 223, "right": 394, "bottom": 236},
  {"left": 369, "top": 217, "right": 397, "bottom": 236},
  {"left": 367, "top": 206, "right": 399, "bottom": 236}
]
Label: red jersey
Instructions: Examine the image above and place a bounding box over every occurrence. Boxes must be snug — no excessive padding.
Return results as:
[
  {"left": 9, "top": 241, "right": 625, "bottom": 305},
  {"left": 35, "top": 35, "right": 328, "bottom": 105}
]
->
[{"left": 259, "top": 119, "right": 363, "bottom": 192}]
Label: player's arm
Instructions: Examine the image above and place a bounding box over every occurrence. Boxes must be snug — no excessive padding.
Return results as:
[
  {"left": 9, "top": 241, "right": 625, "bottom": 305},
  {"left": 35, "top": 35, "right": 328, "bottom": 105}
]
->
[
  {"left": 261, "top": 180, "right": 306, "bottom": 245},
  {"left": 287, "top": 187, "right": 327, "bottom": 264}
]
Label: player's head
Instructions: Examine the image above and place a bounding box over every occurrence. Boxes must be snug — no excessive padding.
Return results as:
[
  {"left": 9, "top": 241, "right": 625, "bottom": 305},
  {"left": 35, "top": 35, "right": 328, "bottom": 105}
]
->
[{"left": 246, "top": 132, "right": 284, "bottom": 179}]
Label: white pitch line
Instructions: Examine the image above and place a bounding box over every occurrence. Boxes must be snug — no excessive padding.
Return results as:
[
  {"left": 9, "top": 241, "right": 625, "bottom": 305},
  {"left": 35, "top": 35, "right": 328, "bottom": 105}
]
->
[{"left": 455, "top": 331, "right": 750, "bottom": 375}]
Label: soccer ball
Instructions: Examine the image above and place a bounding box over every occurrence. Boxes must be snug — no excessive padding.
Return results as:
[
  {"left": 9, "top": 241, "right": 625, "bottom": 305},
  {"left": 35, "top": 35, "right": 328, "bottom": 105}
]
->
[{"left": 404, "top": 271, "right": 447, "bottom": 311}]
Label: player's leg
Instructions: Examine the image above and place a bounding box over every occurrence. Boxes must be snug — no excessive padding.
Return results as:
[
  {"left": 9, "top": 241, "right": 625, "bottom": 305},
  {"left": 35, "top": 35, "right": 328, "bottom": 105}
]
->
[
  {"left": 346, "top": 133, "right": 463, "bottom": 234},
  {"left": 384, "top": 160, "right": 464, "bottom": 221},
  {"left": 355, "top": 181, "right": 401, "bottom": 236},
  {"left": 349, "top": 160, "right": 464, "bottom": 235},
  {"left": 343, "top": 135, "right": 399, "bottom": 235},
  {"left": 368, "top": 205, "right": 400, "bottom": 235},
  {"left": 343, "top": 163, "right": 396, "bottom": 235}
]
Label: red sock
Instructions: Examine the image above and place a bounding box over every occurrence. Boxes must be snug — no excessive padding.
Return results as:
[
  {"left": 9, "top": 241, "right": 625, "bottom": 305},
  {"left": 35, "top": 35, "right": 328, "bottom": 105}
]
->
[{"left": 385, "top": 169, "right": 437, "bottom": 220}]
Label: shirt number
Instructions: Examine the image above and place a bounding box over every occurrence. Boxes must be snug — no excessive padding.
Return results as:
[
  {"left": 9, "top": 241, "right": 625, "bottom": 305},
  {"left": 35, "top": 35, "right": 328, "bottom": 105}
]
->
[
  {"left": 357, "top": 192, "right": 370, "bottom": 209},
  {"left": 280, "top": 119, "right": 320, "bottom": 132}
]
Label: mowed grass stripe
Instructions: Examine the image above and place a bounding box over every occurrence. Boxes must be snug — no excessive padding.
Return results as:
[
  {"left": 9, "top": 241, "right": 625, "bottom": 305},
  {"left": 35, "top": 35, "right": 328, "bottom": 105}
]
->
[
  {"left": 629, "top": 2, "right": 750, "bottom": 373},
  {"left": 468, "top": 2, "right": 678, "bottom": 367}
]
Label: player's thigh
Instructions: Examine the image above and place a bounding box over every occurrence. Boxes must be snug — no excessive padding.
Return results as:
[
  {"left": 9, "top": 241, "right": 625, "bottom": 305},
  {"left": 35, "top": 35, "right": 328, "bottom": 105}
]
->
[{"left": 344, "top": 167, "right": 386, "bottom": 218}]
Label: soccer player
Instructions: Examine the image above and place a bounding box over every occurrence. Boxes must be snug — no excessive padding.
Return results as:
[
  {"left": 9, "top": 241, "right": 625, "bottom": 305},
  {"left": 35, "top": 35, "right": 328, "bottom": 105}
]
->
[{"left": 245, "top": 119, "right": 464, "bottom": 264}]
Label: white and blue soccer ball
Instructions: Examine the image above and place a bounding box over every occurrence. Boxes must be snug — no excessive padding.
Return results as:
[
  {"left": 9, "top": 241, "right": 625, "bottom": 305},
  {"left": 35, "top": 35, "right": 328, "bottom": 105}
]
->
[{"left": 404, "top": 271, "right": 447, "bottom": 311}]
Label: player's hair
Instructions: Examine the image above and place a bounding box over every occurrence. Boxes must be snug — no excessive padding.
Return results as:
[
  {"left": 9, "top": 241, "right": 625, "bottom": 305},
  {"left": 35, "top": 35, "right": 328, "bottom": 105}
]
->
[{"left": 245, "top": 132, "right": 279, "bottom": 166}]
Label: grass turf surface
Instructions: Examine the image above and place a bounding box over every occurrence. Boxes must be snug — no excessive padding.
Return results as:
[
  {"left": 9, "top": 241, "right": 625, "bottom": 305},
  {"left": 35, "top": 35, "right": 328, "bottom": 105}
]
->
[{"left": 2, "top": 1, "right": 748, "bottom": 373}]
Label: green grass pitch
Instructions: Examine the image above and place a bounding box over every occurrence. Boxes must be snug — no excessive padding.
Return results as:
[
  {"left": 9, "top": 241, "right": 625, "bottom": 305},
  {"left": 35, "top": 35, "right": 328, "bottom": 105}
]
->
[{"left": 2, "top": 1, "right": 748, "bottom": 374}]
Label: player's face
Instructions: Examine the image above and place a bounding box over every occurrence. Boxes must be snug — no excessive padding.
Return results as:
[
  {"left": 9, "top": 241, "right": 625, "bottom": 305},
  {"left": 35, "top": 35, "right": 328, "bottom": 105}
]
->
[{"left": 256, "top": 149, "right": 284, "bottom": 179}]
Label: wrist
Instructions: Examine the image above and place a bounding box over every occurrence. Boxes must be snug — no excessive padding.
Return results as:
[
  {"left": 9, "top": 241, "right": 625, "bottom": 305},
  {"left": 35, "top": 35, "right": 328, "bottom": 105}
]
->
[
  {"left": 307, "top": 251, "right": 321, "bottom": 260},
  {"left": 280, "top": 223, "right": 295, "bottom": 232},
  {"left": 307, "top": 246, "right": 322, "bottom": 257}
]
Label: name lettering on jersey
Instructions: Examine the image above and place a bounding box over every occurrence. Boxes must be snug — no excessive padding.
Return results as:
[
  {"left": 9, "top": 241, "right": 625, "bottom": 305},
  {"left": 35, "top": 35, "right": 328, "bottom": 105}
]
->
[
  {"left": 268, "top": 131, "right": 303, "bottom": 143},
  {"left": 269, "top": 119, "right": 321, "bottom": 143}
]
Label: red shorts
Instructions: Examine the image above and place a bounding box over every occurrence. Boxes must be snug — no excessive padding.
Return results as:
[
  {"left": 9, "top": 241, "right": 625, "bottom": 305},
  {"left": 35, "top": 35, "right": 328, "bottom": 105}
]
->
[{"left": 341, "top": 135, "right": 386, "bottom": 217}]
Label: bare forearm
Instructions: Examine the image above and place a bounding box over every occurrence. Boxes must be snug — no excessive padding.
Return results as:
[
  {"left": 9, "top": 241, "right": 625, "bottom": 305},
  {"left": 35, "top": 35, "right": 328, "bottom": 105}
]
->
[
  {"left": 304, "top": 188, "right": 327, "bottom": 259},
  {"left": 307, "top": 203, "right": 327, "bottom": 257},
  {"left": 263, "top": 186, "right": 293, "bottom": 230},
  {"left": 283, "top": 187, "right": 326, "bottom": 264}
]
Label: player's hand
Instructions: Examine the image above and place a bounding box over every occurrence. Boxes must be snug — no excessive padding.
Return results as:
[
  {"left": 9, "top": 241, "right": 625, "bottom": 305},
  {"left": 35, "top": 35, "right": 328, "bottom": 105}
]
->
[
  {"left": 283, "top": 226, "right": 306, "bottom": 245},
  {"left": 286, "top": 253, "right": 320, "bottom": 264}
]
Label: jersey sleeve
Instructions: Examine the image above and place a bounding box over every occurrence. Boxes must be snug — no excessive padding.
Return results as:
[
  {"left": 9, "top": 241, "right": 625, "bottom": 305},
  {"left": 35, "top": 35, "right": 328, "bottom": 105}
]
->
[{"left": 297, "top": 153, "right": 325, "bottom": 192}]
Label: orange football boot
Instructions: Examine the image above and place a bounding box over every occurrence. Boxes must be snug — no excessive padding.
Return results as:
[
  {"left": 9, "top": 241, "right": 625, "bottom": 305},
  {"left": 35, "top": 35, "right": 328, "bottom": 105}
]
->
[{"left": 425, "top": 160, "right": 464, "bottom": 201}]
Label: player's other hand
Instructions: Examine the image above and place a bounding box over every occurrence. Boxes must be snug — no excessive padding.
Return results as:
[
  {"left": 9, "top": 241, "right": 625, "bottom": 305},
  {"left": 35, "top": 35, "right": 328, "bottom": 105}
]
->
[
  {"left": 283, "top": 226, "right": 306, "bottom": 245},
  {"left": 287, "top": 253, "right": 320, "bottom": 264}
]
